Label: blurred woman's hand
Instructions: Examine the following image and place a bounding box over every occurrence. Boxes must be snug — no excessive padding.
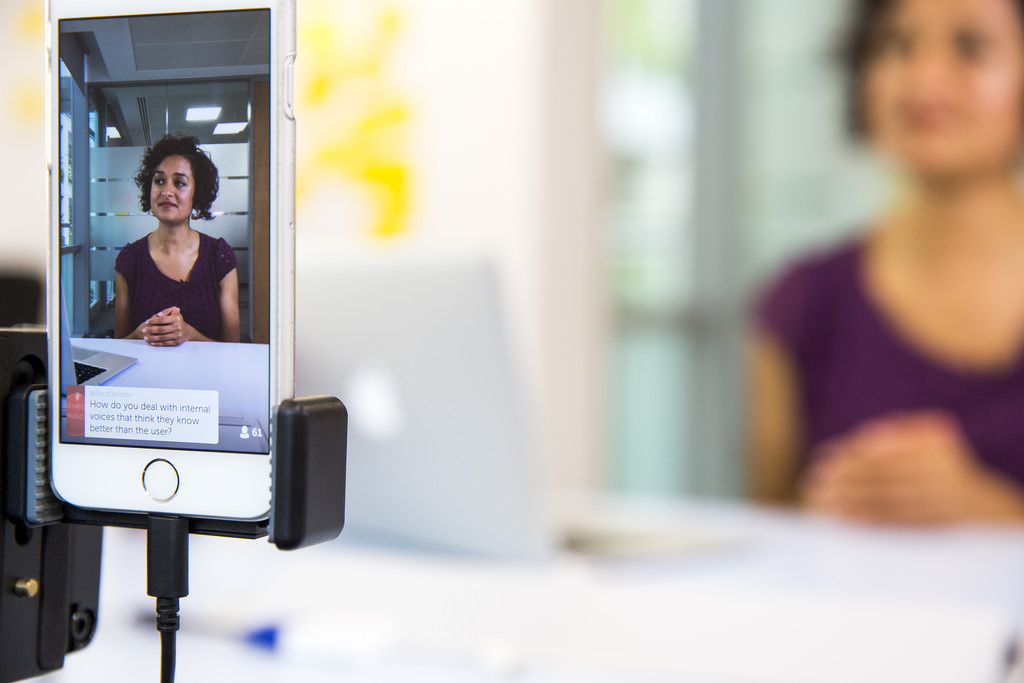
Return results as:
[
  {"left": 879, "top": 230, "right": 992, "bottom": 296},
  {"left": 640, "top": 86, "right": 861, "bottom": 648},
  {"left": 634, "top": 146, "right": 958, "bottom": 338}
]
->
[{"left": 802, "top": 413, "right": 1024, "bottom": 524}]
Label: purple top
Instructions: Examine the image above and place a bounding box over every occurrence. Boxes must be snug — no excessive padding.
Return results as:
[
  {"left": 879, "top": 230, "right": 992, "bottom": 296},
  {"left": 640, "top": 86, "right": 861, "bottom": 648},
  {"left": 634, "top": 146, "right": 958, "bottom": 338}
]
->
[
  {"left": 756, "top": 239, "right": 1024, "bottom": 485},
  {"left": 115, "top": 232, "right": 237, "bottom": 341}
]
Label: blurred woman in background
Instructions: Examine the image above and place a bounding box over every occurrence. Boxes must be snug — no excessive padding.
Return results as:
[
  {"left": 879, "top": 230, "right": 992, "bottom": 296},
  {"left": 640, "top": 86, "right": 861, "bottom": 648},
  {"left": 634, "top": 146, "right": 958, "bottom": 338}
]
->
[{"left": 750, "top": 0, "right": 1024, "bottom": 524}]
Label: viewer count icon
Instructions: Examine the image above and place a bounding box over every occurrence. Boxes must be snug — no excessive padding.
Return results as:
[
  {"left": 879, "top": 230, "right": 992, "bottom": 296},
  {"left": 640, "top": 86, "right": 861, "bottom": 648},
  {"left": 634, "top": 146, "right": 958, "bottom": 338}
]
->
[{"left": 239, "top": 425, "right": 264, "bottom": 440}]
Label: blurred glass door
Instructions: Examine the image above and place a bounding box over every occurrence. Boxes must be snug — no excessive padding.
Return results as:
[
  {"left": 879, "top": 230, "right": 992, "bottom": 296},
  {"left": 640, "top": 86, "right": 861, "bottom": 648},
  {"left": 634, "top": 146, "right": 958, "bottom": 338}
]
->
[{"left": 602, "top": 0, "right": 700, "bottom": 495}]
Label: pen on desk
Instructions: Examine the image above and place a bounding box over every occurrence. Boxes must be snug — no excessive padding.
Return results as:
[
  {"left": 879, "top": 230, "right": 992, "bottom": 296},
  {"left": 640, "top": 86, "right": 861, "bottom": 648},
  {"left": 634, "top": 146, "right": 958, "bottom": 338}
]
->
[
  {"left": 136, "top": 610, "right": 398, "bottom": 662},
  {"left": 1006, "top": 636, "right": 1024, "bottom": 683},
  {"left": 243, "top": 614, "right": 399, "bottom": 663},
  {"left": 247, "top": 617, "right": 526, "bottom": 676},
  {"left": 135, "top": 610, "right": 527, "bottom": 675}
]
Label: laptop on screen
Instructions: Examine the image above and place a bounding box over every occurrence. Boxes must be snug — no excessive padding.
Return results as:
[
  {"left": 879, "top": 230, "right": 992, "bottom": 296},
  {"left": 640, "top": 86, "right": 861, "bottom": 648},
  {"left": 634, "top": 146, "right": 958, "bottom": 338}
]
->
[{"left": 59, "top": 288, "right": 136, "bottom": 393}]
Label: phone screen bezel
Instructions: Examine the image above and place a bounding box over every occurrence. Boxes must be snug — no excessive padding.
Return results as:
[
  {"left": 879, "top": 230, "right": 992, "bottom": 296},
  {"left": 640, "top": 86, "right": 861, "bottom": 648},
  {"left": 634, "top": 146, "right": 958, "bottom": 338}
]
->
[{"left": 46, "top": 0, "right": 294, "bottom": 520}]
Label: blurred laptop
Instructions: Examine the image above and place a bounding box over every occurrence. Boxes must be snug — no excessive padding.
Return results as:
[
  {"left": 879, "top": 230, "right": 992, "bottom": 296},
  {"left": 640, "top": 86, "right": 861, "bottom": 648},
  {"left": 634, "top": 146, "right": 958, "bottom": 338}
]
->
[{"left": 296, "top": 252, "right": 557, "bottom": 559}]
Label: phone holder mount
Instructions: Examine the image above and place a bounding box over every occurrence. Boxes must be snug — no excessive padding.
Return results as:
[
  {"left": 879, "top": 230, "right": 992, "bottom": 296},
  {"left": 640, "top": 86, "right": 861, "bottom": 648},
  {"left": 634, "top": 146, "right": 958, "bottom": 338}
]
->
[{"left": 0, "top": 326, "right": 348, "bottom": 681}]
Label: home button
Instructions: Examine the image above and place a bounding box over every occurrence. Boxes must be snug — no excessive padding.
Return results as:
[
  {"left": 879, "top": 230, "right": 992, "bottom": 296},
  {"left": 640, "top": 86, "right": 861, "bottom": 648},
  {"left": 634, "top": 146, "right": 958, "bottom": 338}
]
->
[{"left": 142, "top": 459, "right": 179, "bottom": 503}]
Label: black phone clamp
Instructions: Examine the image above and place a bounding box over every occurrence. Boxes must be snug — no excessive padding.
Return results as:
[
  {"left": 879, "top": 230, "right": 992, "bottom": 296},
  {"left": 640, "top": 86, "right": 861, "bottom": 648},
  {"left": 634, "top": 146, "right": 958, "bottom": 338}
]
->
[{"left": 0, "top": 327, "right": 348, "bottom": 681}]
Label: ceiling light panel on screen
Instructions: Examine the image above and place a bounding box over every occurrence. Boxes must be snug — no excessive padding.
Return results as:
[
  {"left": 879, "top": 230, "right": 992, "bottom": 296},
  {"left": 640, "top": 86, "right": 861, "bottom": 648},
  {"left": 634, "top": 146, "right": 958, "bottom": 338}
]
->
[
  {"left": 185, "top": 106, "right": 222, "bottom": 122},
  {"left": 213, "top": 122, "right": 248, "bottom": 135}
]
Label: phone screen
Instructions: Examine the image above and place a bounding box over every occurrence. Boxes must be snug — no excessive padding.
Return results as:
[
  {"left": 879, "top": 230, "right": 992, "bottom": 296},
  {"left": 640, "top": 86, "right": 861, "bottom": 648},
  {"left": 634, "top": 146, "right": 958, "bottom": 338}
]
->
[{"left": 56, "top": 9, "right": 272, "bottom": 456}]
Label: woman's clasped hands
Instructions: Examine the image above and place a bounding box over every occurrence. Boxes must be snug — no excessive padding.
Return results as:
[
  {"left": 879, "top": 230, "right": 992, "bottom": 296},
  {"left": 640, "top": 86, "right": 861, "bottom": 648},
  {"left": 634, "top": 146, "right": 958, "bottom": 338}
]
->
[
  {"left": 803, "top": 413, "right": 1024, "bottom": 525},
  {"left": 135, "top": 306, "right": 197, "bottom": 347}
]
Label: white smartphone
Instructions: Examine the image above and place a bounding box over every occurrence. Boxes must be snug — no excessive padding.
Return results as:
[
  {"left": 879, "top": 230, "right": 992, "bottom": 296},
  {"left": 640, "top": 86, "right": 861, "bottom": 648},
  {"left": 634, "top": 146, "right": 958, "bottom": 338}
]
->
[{"left": 46, "top": 0, "right": 295, "bottom": 520}]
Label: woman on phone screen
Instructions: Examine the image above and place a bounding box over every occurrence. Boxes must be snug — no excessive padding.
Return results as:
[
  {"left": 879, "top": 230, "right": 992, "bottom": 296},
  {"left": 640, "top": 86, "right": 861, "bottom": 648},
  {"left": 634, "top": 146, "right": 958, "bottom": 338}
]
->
[{"left": 114, "top": 134, "right": 240, "bottom": 346}]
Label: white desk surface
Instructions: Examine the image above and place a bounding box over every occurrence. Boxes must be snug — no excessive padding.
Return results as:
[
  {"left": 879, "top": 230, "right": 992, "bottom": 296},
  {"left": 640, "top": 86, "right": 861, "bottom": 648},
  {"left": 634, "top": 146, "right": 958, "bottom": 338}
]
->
[
  {"left": 74, "top": 337, "right": 269, "bottom": 418},
  {"left": 35, "top": 499, "right": 1024, "bottom": 683}
]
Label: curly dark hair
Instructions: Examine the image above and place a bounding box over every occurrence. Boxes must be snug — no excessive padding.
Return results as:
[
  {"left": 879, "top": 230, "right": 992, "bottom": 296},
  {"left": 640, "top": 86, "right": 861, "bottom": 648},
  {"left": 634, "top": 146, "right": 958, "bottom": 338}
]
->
[
  {"left": 838, "top": 0, "right": 1024, "bottom": 139},
  {"left": 135, "top": 134, "right": 220, "bottom": 221}
]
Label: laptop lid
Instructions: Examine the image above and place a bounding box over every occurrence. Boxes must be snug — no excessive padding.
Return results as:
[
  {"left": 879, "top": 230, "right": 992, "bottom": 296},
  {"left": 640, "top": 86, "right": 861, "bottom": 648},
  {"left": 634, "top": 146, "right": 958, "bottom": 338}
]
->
[{"left": 295, "top": 253, "right": 556, "bottom": 559}]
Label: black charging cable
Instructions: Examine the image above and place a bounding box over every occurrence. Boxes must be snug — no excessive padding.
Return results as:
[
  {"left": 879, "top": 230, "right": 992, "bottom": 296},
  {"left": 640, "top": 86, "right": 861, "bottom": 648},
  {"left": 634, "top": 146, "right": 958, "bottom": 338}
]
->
[{"left": 146, "top": 515, "right": 190, "bottom": 683}]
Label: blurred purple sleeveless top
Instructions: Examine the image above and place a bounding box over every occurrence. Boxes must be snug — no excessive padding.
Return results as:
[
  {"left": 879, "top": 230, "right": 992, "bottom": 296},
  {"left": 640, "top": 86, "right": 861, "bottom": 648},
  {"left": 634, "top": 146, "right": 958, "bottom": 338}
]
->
[
  {"left": 756, "top": 240, "right": 1024, "bottom": 485},
  {"left": 115, "top": 232, "right": 237, "bottom": 341}
]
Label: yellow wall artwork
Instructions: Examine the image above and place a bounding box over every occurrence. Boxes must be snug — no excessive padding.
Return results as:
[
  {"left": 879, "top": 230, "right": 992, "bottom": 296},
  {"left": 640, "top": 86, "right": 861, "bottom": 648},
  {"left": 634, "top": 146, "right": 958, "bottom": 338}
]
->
[
  {"left": 296, "top": 0, "right": 415, "bottom": 240},
  {"left": 3, "top": 1, "right": 44, "bottom": 129},
  {"left": 1, "top": 0, "right": 47, "bottom": 270}
]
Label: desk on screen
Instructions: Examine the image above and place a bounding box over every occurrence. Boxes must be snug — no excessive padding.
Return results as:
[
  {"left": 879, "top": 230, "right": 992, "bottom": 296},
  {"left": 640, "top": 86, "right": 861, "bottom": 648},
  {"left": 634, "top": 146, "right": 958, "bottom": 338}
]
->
[{"left": 70, "top": 338, "right": 270, "bottom": 452}]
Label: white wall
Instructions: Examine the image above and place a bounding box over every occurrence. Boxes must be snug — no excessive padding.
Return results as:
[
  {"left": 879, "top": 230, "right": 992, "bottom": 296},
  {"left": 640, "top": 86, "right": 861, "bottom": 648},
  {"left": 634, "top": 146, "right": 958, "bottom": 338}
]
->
[{"left": 0, "top": 1, "right": 47, "bottom": 279}]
